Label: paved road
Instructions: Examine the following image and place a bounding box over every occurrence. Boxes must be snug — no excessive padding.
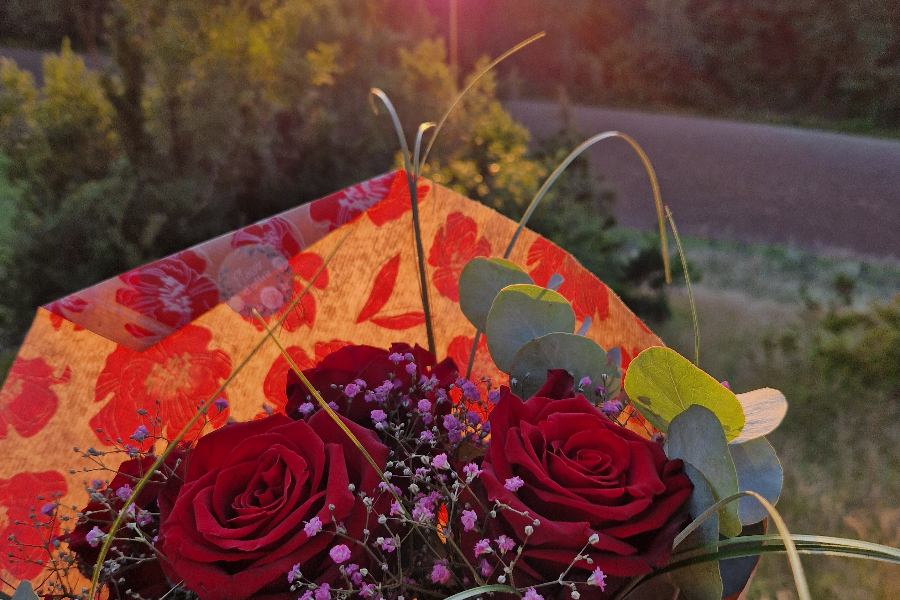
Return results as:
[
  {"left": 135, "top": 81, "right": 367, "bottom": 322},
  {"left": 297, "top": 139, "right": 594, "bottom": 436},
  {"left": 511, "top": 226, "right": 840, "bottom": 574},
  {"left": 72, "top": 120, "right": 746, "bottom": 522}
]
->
[
  {"left": 507, "top": 100, "right": 900, "bottom": 260},
  {"left": 3, "top": 47, "right": 897, "bottom": 259}
]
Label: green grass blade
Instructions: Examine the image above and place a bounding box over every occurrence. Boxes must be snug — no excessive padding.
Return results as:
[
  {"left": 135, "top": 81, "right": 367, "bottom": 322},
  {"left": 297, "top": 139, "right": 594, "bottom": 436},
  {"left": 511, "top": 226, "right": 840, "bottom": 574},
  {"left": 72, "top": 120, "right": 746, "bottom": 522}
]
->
[
  {"left": 418, "top": 32, "right": 546, "bottom": 171},
  {"left": 665, "top": 206, "right": 699, "bottom": 366},
  {"left": 617, "top": 490, "right": 812, "bottom": 600},
  {"left": 370, "top": 89, "right": 436, "bottom": 354},
  {"left": 503, "top": 133, "right": 670, "bottom": 286},
  {"left": 414, "top": 122, "right": 436, "bottom": 180},
  {"left": 674, "top": 534, "right": 900, "bottom": 565}
]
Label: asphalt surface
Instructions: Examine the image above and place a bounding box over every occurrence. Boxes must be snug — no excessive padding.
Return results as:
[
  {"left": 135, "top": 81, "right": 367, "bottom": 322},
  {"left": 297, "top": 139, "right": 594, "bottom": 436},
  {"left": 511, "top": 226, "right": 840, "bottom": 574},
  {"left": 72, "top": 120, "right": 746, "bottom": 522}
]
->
[
  {"left": 2, "top": 46, "right": 898, "bottom": 259},
  {"left": 507, "top": 100, "right": 900, "bottom": 260}
]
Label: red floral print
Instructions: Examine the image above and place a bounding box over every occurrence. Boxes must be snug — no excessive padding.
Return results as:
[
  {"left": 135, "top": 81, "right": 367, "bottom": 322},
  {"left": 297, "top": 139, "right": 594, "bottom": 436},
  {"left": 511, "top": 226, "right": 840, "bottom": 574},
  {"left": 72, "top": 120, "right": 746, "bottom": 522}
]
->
[
  {"left": 0, "top": 471, "right": 67, "bottom": 582},
  {"left": 116, "top": 251, "right": 219, "bottom": 331},
  {"left": 356, "top": 254, "right": 425, "bottom": 330},
  {"left": 0, "top": 357, "right": 69, "bottom": 440},
  {"left": 312, "top": 339, "right": 352, "bottom": 362},
  {"left": 44, "top": 294, "right": 88, "bottom": 331},
  {"left": 242, "top": 252, "right": 328, "bottom": 332},
  {"left": 261, "top": 340, "right": 352, "bottom": 416},
  {"left": 526, "top": 237, "right": 610, "bottom": 322},
  {"left": 366, "top": 175, "right": 430, "bottom": 227},
  {"left": 91, "top": 325, "right": 231, "bottom": 450},
  {"left": 309, "top": 172, "right": 396, "bottom": 231},
  {"left": 231, "top": 216, "right": 302, "bottom": 260},
  {"left": 262, "top": 346, "right": 315, "bottom": 414},
  {"left": 428, "top": 212, "right": 491, "bottom": 302}
]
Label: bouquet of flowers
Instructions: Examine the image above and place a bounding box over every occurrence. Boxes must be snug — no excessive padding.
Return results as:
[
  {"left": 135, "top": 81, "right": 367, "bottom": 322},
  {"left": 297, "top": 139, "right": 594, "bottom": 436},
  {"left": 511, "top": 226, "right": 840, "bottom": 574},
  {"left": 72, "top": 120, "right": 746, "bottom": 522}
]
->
[{"left": 4, "top": 49, "right": 899, "bottom": 600}]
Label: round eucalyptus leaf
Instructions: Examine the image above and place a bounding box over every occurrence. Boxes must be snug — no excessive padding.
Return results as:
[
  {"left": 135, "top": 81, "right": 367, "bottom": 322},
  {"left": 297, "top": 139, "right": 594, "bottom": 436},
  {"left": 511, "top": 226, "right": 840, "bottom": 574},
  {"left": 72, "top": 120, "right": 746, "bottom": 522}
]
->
[
  {"left": 509, "top": 332, "right": 620, "bottom": 399},
  {"left": 731, "top": 388, "right": 788, "bottom": 444},
  {"left": 670, "top": 464, "right": 723, "bottom": 600},
  {"left": 624, "top": 347, "right": 745, "bottom": 442},
  {"left": 665, "top": 405, "right": 742, "bottom": 538},
  {"left": 458, "top": 258, "right": 533, "bottom": 332},
  {"left": 719, "top": 520, "right": 766, "bottom": 598},
  {"left": 730, "top": 436, "right": 783, "bottom": 526},
  {"left": 485, "top": 284, "right": 576, "bottom": 373}
]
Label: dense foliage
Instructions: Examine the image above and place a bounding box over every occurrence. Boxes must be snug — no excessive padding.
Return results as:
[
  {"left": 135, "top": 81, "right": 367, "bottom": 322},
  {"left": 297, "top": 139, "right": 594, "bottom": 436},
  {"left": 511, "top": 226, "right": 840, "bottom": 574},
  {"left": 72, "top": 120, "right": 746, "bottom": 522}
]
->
[
  {"left": 440, "top": 0, "right": 900, "bottom": 127},
  {"left": 0, "top": 0, "right": 656, "bottom": 353}
]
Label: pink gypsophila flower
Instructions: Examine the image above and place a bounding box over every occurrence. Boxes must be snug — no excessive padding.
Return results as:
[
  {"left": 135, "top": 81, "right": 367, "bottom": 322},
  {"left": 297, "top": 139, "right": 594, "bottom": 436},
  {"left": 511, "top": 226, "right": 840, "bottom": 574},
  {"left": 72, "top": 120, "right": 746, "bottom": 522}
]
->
[
  {"left": 461, "top": 509, "right": 477, "bottom": 532},
  {"left": 329, "top": 544, "right": 352, "bottom": 564}
]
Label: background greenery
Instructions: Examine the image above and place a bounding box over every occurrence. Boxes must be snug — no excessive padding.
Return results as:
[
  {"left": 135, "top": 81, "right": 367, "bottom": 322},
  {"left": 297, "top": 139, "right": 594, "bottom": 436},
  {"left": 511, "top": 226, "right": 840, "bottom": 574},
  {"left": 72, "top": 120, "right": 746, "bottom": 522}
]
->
[{"left": 1, "top": 1, "right": 899, "bottom": 598}]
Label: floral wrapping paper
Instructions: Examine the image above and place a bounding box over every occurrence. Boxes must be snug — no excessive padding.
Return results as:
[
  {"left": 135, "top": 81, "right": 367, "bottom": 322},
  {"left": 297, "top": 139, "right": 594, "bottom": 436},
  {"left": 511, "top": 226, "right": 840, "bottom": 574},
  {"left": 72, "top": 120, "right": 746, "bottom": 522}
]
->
[{"left": 0, "top": 170, "right": 662, "bottom": 591}]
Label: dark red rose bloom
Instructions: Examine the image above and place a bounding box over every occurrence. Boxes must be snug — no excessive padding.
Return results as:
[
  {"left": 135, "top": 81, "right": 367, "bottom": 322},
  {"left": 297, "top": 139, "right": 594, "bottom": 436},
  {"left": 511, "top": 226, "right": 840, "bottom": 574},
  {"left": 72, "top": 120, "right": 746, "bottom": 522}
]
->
[
  {"left": 158, "top": 413, "right": 389, "bottom": 600},
  {"left": 285, "top": 343, "right": 457, "bottom": 425},
  {"left": 68, "top": 450, "right": 187, "bottom": 599},
  {"left": 479, "top": 385, "right": 693, "bottom": 598}
]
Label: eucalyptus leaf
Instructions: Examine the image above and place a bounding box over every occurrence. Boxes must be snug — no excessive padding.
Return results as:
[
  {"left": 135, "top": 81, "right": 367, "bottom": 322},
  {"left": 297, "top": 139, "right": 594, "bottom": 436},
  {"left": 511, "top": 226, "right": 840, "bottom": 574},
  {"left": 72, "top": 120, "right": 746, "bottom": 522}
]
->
[
  {"left": 665, "top": 406, "right": 742, "bottom": 538},
  {"left": 730, "top": 436, "right": 783, "bottom": 526},
  {"left": 624, "top": 347, "right": 745, "bottom": 441},
  {"left": 719, "top": 521, "right": 766, "bottom": 598},
  {"left": 670, "top": 464, "right": 723, "bottom": 600},
  {"left": 576, "top": 316, "right": 592, "bottom": 336},
  {"left": 509, "top": 332, "right": 621, "bottom": 399},
  {"left": 731, "top": 388, "right": 788, "bottom": 444},
  {"left": 546, "top": 273, "right": 564, "bottom": 291},
  {"left": 458, "top": 258, "right": 533, "bottom": 332},
  {"left": 485, "top": 284, "right": 576, "bottom": 373},
  {"left": 11, "top": 582, "right": 38, "bottom": 600}
]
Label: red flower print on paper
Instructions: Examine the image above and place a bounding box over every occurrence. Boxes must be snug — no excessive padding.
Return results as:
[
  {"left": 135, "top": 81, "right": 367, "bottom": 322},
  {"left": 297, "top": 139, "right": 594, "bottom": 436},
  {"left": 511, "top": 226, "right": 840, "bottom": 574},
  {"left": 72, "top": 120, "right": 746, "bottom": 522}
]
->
[
  {"left": 116, "top": 251, "right": 219, "bottom": 331},
  {"left": 262, "top": 346, "right": 315, "bottom": 414},
  {"left": 447, "top": 334, "right": 508, "bottom": 391},
  {"left": 44, "top": 294, "right": 88, "bottom": 331},
  {"left": 231, "top": 216, "right": 302, "bottom": 260},
  {"left": 356, "top": 254, "right": 425, "bottom": 330},
  {"left": 428, "top": 212, "right": 491, "bottom": 302},
  {"left": 0, "top": 471, "right": 67, "bottom": 582},
  {"left": 91, "top": 325, "right": 231, "bottom": 451},
  {"left": 366, "top": 175, "right": 430, "bottom": 227},
  {"left": 309, "top": 172, "right": 396, "bottom": 231},
  {"left": 313, "top": 339, "right": 352, "bottom": 361},
  {"left": 526, "top": 237, "right": 610, "bottom": 322},
  {"left": 242, "top": 252, "right": 328, "bottom": 332},
  {"left": 261, "top": 340, "right": 352, "bottom": 416},
  {"left": 0, "top": 357, "right": 69, "bottom": 440}
]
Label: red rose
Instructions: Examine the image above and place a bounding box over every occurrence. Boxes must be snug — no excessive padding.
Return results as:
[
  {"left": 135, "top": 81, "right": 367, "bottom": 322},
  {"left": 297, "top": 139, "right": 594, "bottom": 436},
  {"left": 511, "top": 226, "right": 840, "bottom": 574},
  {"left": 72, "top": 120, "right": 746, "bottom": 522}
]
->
[
  {"left": 285, "top": 343, "right": 457, "bottom": 425},
  {"left": 68, "top": 450, "right": 187, "bottom": 599},
  {"left": 479, "top": 383, "right": 693, "bottom": 597},
  {"left": 158, "top": 413, "right": 389, "bottom": 600}
]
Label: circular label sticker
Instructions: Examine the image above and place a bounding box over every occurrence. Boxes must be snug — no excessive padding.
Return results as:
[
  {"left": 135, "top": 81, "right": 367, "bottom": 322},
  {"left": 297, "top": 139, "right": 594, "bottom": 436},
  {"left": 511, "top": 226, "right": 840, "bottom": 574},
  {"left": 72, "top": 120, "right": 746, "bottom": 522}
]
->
[{"left": 218, "top": 245, "right": 294, "bottom": 318}]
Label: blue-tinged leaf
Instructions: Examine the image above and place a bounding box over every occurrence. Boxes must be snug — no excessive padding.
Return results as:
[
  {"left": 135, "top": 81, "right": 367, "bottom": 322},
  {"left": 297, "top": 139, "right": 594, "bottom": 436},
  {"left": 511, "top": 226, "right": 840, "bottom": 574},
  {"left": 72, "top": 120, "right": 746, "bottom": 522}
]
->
[
  {"left": 670, "top": 464, "right": 723, "bottom": 600},
  {"left": 458, "top": 258, "right": 533, "bottom": 332},
  {"left": 485, "top": 284, "right": 576, "bottom": 373},
  {"left": 730, "top": 436, "right": 783, "bottom": 526},
  {"left": 509, "top": 332, "right": 620, "bottom": 400},
  {"left": 665, "top": 406, "right": 742, "bottom": 538}
]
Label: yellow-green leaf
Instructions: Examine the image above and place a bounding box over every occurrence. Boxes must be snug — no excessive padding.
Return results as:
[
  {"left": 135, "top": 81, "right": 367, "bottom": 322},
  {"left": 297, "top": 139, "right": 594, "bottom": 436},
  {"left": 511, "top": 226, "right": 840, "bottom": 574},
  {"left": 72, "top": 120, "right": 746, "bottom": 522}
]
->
[{"left": 624, "top": 347, "right": 745, "bottom": 441}]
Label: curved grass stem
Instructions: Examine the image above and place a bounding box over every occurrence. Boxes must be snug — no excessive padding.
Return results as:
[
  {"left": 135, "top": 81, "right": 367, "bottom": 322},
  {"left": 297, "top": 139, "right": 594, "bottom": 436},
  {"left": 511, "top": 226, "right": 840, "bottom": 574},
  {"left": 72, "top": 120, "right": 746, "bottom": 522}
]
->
[
  {"left": 665, "top": 206, "right": 699, "bottom": 366},
  {"left": 613, "top": 491, "right": 811, "bottom": 600},
  {"left": 503, "top": 132, "right": 670, "bottom": 286},
  {"left": 418, "top": 32, "right": 546, "bottom": 171},
  {"left": 371, "top": 89, "right": 436, "bottom": 355}
]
